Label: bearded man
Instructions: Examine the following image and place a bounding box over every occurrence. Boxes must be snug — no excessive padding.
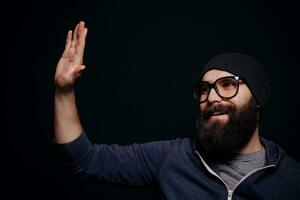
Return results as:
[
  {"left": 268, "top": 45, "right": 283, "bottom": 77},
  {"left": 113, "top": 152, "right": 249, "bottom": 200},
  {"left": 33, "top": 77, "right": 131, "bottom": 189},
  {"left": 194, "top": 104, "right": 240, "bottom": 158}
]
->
[{"left": 55, "top": 21, "right": 300, "bottom": 200}]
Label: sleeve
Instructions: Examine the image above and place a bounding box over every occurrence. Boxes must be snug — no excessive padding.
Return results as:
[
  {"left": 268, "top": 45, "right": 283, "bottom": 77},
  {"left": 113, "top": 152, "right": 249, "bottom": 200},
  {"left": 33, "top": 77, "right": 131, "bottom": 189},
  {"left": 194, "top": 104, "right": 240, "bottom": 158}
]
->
[{"left": 55, "top": 131, "right": 175, "bottom": 186}]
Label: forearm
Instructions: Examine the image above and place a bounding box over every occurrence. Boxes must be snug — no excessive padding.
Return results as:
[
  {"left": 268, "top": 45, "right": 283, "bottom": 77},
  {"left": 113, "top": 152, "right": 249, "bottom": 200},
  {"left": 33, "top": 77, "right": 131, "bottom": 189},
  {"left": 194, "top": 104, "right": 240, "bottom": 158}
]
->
[{"left": 54, "top": 88, "right": 83, "bottom": 144}]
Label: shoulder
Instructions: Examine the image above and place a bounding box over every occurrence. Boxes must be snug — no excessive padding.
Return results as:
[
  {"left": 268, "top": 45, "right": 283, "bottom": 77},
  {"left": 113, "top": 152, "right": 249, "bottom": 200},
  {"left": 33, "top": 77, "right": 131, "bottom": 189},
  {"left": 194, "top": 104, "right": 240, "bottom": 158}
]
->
[
  {"left": 139, "top": 137, "right": 193, "bottom": 154},
  {"left": 278, "top": 154, "right": 300, "bottom": 172}
]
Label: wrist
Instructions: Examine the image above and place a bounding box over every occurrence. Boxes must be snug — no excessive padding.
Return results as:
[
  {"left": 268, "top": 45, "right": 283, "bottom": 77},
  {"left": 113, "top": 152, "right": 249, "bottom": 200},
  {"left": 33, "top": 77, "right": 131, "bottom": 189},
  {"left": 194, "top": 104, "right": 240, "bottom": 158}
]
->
[{"left": 55, "top": 87, "right": 75, "bottom": 97}]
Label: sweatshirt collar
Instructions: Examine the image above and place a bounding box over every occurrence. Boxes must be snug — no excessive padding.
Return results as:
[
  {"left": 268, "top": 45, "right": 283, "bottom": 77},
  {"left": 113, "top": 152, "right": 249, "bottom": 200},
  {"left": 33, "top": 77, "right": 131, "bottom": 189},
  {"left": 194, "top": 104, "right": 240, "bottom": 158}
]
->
[
  {"left": 193, "top": 136, "right": 285, "bottom": 167},
  {"left": 259, "top": 137, "right": 285, "bottom": 166}
]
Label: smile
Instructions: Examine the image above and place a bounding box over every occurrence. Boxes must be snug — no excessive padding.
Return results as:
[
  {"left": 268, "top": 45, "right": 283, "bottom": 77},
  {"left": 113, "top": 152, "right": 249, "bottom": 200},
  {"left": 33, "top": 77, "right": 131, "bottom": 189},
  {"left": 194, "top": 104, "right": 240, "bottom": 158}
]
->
[{"left": 211, "top": 112, "right": 227, "bottom": 116}]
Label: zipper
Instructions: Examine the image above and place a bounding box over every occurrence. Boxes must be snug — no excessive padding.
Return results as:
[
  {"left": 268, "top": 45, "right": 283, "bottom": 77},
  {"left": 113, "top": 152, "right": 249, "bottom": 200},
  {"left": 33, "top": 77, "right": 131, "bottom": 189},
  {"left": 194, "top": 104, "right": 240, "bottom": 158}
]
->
[
  {"left": 227, "top": 190, "right": 233, "bottom": 200},
  {"left": 195, "top": 150, "right": 275, "bottom": 200}
]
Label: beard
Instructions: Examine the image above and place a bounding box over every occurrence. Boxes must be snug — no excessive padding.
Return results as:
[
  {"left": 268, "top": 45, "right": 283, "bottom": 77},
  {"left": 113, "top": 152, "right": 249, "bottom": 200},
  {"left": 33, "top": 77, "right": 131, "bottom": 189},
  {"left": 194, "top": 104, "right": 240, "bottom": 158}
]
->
[{"left": 195, "top": 97, "right": 259, "bottom": 164}]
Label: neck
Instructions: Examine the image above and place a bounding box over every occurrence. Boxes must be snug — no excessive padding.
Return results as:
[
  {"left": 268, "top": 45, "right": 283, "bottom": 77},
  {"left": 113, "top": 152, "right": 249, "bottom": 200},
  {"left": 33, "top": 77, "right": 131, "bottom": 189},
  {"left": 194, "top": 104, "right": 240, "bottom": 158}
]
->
[{"left": 239, "top": 126, "right": 263, "bottom": 154}]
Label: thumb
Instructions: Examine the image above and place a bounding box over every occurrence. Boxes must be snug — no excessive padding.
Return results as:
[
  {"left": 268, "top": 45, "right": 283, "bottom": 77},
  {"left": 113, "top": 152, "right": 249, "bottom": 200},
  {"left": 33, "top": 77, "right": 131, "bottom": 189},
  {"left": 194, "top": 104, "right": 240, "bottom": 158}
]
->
[{"left": 74, "top": 65, "right": 86, "bottom": 78}]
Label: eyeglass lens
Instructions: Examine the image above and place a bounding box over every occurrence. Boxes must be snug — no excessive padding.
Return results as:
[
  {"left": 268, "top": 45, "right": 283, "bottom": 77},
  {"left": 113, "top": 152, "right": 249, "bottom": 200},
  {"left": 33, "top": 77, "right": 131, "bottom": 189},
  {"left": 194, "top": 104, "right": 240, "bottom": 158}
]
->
[{"left": 194, "top": 77, "right": 239, "bottom": 102}]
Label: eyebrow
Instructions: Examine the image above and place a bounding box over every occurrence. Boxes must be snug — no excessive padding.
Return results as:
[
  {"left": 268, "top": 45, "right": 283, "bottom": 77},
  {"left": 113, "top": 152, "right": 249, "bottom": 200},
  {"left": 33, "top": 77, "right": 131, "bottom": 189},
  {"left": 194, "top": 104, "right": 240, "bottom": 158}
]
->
[
  {"left": 202, "top": 74, "right": 237, "bottom": 83},
  {"left": 201, "top": 77, "right": 224, "bottom": 83}
]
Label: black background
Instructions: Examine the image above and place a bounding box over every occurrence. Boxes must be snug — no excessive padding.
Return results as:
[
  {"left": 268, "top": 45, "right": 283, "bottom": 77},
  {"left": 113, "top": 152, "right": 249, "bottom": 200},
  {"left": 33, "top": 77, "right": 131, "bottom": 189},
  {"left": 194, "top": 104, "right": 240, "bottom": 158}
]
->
[{"left": 3, "top": 0, "right": 299, "bottom": 199}]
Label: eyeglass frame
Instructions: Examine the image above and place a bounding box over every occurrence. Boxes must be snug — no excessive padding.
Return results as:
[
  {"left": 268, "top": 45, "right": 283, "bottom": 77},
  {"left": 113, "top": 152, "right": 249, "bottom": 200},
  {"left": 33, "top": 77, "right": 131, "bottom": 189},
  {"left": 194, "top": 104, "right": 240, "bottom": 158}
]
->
[{"left": 192, "top": 76, "right": 244, "bottom": 103}]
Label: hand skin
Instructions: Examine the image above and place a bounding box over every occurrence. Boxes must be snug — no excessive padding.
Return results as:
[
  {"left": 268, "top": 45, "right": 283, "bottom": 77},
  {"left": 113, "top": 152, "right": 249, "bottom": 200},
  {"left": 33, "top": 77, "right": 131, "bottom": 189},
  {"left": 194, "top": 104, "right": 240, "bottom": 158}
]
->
[{"left": 54, "top": 21, "right": 88, "bottom": 144}]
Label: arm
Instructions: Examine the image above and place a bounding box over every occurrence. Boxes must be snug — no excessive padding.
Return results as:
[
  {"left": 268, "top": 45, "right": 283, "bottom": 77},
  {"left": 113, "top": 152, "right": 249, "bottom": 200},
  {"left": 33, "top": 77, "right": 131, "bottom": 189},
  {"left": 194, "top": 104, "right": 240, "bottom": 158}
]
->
[
  {"left": 54, "top": 21, "right": 88, "bottom": 144},
  {"left": 54, "top": 22, "right": 175, "bottom": 186},
  {"left": 57, "top": 132, "right": 177, "bottom": 185},
  {"left": 54, "top": 22, "right": 180, "bottom": 185}
]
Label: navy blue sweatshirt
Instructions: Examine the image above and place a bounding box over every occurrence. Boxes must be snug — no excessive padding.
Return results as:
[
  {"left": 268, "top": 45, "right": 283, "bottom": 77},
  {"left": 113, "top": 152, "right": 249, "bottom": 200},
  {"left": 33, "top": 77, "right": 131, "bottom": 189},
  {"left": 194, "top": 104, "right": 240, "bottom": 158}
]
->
[{"left": 57, "top": 132, "right": 300, "bottom": 200}]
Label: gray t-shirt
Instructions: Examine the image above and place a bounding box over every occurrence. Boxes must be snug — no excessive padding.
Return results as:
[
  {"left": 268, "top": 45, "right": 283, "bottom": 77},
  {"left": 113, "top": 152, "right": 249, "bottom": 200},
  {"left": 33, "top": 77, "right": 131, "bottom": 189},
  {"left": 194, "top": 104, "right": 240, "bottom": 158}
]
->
[{"left": 215, "top": 147, "right": 266, "bottom": 190}]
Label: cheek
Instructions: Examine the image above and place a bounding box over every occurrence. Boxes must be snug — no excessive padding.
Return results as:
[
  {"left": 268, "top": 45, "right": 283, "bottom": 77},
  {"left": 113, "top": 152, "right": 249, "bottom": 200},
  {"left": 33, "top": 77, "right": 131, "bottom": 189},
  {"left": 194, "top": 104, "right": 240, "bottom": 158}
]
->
[
  {"left": 231, "top": 88, "right": 252, "bottom": 106},
  {"left": 199, "top": 103, "right": 207, "bottom": 112}
]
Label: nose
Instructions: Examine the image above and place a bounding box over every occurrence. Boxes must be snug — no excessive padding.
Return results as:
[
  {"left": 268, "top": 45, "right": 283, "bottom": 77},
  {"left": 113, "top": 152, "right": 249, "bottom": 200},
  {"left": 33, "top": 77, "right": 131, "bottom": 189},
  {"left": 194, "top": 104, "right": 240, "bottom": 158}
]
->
[{"left": 207, "top": 88, "right": 222, "bottom": 103}]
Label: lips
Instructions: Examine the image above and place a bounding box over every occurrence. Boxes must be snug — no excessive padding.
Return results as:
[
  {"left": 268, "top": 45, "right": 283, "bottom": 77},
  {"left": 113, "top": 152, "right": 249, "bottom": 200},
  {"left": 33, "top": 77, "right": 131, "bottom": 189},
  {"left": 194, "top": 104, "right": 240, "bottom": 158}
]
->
[{"left": 203, "top": 104, "right": 232, "bottom": 120}]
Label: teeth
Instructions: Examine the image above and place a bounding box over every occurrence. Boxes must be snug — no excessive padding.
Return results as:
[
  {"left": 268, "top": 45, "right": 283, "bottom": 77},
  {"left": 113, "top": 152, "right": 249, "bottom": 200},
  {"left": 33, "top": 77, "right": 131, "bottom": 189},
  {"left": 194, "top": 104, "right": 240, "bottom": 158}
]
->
[{"left": 212, "top": 112, "right": 225, "bottom": 116}]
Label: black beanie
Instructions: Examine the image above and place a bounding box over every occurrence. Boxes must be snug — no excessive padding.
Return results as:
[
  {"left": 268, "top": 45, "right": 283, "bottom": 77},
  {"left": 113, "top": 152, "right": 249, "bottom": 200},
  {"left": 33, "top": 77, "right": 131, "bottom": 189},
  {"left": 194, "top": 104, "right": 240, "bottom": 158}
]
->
[{"left": 201, "top": 52, "right": 271, "bottom": 110}]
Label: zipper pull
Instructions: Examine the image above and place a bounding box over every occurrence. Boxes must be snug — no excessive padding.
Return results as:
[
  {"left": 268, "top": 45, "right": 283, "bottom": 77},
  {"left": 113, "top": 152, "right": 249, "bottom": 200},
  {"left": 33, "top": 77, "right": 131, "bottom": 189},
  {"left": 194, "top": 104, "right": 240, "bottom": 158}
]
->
[{"left": 227, "top": 190, "right": 233, "bottom": 200}]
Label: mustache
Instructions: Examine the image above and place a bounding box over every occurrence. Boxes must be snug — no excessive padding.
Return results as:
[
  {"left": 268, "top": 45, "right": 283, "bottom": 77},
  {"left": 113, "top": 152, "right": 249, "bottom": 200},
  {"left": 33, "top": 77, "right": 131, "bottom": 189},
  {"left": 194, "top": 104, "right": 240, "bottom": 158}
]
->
[{"left": 202, "top": 103, "right": 236, "bottom": 120}]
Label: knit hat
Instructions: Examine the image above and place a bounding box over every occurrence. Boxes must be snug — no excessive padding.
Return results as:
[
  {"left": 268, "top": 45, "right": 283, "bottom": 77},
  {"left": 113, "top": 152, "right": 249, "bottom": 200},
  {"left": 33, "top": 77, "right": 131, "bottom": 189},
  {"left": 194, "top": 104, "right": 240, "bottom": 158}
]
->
[{"left": 201, "top": 52, "right": 271, "bottom": 110}]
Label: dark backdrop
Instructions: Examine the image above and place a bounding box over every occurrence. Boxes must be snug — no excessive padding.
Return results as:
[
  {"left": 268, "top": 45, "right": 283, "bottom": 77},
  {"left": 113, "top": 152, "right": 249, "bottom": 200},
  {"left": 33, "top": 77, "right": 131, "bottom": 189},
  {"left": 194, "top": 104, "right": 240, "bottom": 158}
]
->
[{"left": 3, "top": 0, "right": 299, "bottom": 199}]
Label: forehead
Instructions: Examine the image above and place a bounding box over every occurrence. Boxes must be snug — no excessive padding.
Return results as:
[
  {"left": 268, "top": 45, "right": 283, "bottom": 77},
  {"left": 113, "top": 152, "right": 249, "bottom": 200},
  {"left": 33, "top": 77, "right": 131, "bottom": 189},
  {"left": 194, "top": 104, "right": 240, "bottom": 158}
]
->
[{"left": 202, "top": 69, "right": 235, "bottom": 83}]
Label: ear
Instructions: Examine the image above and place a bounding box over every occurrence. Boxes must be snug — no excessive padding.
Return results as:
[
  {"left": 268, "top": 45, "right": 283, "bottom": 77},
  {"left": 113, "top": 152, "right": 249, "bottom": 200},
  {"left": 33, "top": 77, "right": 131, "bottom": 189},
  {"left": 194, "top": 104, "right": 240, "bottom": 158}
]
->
[{"left": 256, "top": 105, "right": 262, "bottom": 122}]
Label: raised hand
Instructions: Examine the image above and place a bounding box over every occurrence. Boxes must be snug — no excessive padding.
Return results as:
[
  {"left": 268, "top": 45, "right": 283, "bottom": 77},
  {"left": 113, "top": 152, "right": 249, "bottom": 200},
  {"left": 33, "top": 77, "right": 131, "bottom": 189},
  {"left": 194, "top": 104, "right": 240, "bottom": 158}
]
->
[{"left": 54, "top": 21, "right": 88, "bottom": 92}]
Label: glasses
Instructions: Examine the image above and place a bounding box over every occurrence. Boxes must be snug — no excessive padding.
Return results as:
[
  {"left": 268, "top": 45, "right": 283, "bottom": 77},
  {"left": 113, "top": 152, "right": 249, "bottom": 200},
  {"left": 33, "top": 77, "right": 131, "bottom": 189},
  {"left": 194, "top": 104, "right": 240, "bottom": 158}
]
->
[{"left": 193, "top": 76, "right": 243, "bottom": 103}]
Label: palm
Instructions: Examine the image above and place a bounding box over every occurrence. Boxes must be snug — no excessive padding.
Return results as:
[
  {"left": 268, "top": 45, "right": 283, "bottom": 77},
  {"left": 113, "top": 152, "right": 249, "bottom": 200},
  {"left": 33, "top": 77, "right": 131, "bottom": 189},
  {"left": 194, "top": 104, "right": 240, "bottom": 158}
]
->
[{"left": 55, "top": 21, "right": 88, "bottom": 91}]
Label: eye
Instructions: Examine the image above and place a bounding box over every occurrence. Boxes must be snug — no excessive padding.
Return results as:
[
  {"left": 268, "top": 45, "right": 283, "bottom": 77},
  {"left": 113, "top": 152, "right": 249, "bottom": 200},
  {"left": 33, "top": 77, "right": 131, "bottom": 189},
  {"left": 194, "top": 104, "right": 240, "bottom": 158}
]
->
[
  {"left": 218, "top": 78, "right": 237, "bottom": 89},
  {"left": 200, "top": 84, "right": 209, "bottom": 94}
]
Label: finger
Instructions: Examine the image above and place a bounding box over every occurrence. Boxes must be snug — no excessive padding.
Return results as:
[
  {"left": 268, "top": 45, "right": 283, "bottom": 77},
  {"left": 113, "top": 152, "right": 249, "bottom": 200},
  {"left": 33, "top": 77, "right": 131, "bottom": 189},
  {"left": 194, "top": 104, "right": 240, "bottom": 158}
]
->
[
  {"left": 71, "top": 23, "right": 79, "bottom": 49},
  {"left": 77, "top": 21, "right": 85, "bottom": 38},
  {"left": 64, "top": 30, "right": 72, "bottom": 50},
  {"left": 73, "top": 23, "right": 80, "bottom": 39},
  {"left": 76, "top": 28, "right": 88, "bottom": 57}
]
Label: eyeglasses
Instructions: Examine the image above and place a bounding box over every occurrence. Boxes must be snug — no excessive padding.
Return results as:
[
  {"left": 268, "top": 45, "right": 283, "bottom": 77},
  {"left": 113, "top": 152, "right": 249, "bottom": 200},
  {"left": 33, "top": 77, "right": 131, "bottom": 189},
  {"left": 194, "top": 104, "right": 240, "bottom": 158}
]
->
[{"left": 192, "top": 76, "right": 243, "bottom": 103}]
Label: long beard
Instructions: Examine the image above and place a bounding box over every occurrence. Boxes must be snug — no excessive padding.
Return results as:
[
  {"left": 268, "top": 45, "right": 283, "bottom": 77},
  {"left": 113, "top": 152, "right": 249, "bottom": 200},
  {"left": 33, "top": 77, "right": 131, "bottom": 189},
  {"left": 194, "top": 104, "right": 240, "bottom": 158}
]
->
[{"left": 195, "top": 98, "right": 259, "bottom": 163}]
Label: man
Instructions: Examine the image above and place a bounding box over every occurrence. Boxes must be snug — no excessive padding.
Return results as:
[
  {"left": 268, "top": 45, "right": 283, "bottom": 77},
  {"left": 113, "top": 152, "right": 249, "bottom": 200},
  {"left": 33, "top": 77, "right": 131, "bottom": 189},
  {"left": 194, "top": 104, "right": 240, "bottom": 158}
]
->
[{"left": 54, "top": 21, "right": 300, "bottom": 199}]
